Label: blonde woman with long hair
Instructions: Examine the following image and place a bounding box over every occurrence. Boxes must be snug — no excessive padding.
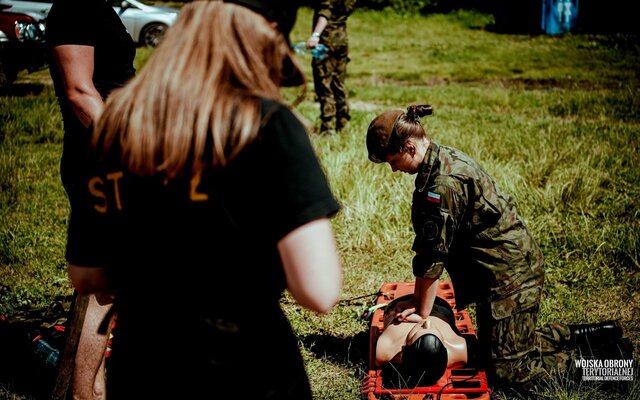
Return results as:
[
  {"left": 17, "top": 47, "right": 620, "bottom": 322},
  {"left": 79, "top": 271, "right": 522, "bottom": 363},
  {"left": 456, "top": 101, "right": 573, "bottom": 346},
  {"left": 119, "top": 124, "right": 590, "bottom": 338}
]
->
[{"left": 65, "top": 1, "right": 342, "bottom": 398}]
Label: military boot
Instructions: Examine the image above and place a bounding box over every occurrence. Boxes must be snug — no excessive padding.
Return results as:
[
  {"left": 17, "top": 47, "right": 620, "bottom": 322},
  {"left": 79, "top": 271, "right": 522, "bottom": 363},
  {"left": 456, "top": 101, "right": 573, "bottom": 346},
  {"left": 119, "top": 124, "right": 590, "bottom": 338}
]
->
[
  {"left": 569, "top": 320, "right": 623, "bottom": 347},
  {"left": 319, "top": 122, "right": 336, "bottom": 136}
]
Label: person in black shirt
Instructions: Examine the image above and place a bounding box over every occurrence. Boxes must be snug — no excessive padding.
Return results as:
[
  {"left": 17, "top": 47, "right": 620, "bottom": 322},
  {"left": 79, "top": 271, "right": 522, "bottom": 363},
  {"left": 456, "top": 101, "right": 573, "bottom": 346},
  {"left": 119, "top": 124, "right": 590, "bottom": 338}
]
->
[
  {"left": 46, "top": 0, "right": 136, "bottom": 398},
  {"left": 64, "top": 1, "right": 342, "bottom": 399}
]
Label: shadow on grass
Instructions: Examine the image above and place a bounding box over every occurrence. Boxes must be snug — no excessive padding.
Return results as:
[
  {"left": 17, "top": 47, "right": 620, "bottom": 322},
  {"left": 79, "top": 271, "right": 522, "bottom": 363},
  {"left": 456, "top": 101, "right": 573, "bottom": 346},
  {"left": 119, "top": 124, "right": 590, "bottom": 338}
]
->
[
  {"left": 0, "top": 334, "right": 56, "bottom": 400},
  {"left": 0, "top": 295, "right": 71, "bottom": 400},
  {"left": 300, "top": 330, "right": 370, "bottom": 368},
  {"left": 0, "top": 82, "right": 46, "bottom": 97}
]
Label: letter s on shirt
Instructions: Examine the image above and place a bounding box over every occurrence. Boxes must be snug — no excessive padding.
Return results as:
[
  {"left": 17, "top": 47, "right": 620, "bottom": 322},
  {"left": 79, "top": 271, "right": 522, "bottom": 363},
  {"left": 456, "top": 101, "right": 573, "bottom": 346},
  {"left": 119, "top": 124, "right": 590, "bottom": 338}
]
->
[{"left": 88, "top": 171, "right": 124, "bottom": 213}]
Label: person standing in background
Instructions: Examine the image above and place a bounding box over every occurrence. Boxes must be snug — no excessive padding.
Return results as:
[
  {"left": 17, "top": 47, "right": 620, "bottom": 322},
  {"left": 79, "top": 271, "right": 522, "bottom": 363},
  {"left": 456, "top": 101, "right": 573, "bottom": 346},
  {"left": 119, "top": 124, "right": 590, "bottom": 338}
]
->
[
  {"left": 46, "top": 0, "right": 136, "bottom": 398},
  {"left": 306, "top": 0, "right": 356, "bottom": 135}
]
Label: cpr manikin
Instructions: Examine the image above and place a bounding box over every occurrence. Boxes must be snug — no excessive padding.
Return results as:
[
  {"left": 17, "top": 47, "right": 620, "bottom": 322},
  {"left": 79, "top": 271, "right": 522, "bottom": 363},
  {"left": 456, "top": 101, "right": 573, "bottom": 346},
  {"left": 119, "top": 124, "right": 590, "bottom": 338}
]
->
[{"left": 375, "top": 295, "right": 474, "bottom": 386}]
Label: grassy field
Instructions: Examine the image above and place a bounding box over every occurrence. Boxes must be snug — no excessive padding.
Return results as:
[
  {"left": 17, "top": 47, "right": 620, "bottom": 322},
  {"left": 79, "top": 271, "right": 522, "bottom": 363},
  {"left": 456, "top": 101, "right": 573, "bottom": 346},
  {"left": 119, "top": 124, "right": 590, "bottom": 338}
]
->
[{"left": 1, "top": 5, "right": 639, "bottom": 400}]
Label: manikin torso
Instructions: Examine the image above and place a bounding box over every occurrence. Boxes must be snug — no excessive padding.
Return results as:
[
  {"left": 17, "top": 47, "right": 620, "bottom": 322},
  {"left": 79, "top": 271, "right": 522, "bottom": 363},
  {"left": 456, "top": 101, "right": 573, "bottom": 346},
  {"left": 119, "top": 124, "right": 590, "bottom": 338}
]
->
[{"left": 375, "top": 300, "right": 468, "bottom": 368}]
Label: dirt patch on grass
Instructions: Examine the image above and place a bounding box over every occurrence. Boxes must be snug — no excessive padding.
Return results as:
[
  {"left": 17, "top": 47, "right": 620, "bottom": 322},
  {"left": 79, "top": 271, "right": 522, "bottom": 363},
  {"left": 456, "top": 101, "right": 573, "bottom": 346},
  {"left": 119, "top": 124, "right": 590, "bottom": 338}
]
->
[
  {"left": 350, "top": 100, "right": 380, "bottom": 112},
  {"left": 488, "top": 77, "right": 608, "bottom": 90},
  {"left": 354, "top": 75, "right": 630, "bottom": 91}
]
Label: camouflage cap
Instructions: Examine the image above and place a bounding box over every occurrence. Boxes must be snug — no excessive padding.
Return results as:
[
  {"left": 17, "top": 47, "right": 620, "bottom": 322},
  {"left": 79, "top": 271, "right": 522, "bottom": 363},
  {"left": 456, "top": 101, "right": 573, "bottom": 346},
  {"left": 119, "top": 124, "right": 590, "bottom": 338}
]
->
[{"left": 366, "top": 110, "right": 403, "bottom": 163}]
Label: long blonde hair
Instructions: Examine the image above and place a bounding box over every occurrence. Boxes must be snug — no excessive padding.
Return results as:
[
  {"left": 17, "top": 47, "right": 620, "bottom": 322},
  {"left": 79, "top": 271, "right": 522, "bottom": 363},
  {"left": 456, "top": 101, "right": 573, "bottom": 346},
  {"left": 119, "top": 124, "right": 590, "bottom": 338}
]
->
[{"left": 93, "top": 1, "right": 299, "bottom": 178}]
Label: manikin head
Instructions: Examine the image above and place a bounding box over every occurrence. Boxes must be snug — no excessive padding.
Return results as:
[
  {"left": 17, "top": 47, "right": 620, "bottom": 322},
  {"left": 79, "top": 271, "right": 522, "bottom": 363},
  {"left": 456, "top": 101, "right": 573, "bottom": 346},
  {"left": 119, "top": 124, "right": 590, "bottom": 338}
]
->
[{"left": 401, "top": 319, "right": 449, "bottom": 386}]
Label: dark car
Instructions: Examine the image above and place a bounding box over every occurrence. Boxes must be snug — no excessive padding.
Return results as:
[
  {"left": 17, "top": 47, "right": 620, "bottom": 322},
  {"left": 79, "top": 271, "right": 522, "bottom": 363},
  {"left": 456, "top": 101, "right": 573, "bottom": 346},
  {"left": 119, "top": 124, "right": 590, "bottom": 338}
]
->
[{"left": 0, "top": 4, "right": 47, "bottom": 88}]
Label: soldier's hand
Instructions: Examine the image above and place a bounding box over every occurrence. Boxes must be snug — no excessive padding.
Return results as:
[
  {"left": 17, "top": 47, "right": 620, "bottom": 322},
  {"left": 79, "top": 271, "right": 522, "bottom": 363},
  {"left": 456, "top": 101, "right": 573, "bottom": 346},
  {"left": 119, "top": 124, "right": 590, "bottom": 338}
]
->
[
  {"left": 400, "top": 312, "right": 424, "bottom": 323},
  {"left": 306, "top": 36, "right": 320, "bottom": 49},
  {"left": 393, "top": 298, "right": 419, "bottom": 322}
]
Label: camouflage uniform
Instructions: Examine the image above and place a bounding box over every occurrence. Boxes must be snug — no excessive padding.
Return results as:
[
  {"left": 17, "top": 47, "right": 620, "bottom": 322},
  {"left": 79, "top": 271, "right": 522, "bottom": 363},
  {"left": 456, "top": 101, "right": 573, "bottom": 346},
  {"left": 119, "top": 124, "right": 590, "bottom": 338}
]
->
[
  {"left": 411, "top": 141, "right": 575, "bottom": 389},
  {"left": 312, "top": 0, "right": 356, "bottom": 134}
]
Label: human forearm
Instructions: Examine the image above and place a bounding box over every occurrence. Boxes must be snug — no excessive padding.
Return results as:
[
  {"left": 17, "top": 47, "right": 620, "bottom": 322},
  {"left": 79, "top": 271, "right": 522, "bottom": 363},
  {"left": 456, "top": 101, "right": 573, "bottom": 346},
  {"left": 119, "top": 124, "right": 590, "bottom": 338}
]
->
[
  {"left": 67, "top": 86, "right": 104, "bottom": 128},
  {"left": 312, "top": 16, "right": 328, "bottom": 36},
  {"left": 306, "top": 16, "right": 328, "bottom": 48},
  {"left": 278, "top": 218, "right": 342, "bottom": 314},
  {"left": 52, "top": 44, "right": 103, "bottom": 128},
  {"left": 415, "top": 276, "right": 439, "bottom": 318}
]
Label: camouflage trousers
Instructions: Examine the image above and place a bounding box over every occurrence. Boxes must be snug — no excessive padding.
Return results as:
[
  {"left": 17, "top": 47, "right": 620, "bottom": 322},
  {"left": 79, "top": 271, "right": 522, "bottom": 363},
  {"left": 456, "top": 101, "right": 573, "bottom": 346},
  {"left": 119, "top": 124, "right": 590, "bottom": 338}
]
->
[
  {"left": 476, "top": 303, "right": 576, "bottom": 390},
  {"left": 312, "top": 44, "right": 350, "bottom": 133}
]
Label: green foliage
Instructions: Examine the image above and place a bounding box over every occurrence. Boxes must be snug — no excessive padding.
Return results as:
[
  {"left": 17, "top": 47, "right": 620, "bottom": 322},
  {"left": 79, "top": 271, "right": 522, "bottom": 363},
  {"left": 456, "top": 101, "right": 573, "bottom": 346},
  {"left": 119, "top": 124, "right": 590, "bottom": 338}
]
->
[
  {"left": 359, "top": 0, "right": 491, "bottom": 14},
  {"left": 387, "top": 0, "right": 431, "bottom": 14},
  {"left": 1, "top": 6, "right": 639, "bottom": 400},
  {"left": 0, "top": 87, "right": 63, "bottom": 145}
]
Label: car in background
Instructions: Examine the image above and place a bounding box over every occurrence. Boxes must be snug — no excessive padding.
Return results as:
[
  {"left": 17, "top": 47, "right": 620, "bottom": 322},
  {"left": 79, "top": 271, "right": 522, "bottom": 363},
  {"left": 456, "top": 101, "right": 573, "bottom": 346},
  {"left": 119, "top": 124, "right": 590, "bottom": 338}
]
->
[
  {"left": 114, "top": 0, "right": 179, "bottom": 47},
  {"left": 0, "top": 0, "right": 50, "bottom": 17},
  {"left": 0, "top": 4, "right": 47, "bottom": 88},
  {"left": 0, "top": 0, "right": 180, "bottom": 47}
]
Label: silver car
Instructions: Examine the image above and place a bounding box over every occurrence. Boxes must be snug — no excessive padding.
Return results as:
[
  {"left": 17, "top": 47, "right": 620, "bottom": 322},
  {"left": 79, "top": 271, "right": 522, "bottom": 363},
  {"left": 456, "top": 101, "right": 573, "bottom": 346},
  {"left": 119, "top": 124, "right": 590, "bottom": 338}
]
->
[{"left": 0, "top": 0, "right": 179, "bottom": 47}]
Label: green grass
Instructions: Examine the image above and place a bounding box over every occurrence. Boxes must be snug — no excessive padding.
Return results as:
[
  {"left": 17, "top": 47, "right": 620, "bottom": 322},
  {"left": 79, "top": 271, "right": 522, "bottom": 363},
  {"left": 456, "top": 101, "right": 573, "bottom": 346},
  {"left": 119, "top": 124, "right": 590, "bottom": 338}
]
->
[{"left": 2, "top": 6, "right": 639, "bottom": 400}]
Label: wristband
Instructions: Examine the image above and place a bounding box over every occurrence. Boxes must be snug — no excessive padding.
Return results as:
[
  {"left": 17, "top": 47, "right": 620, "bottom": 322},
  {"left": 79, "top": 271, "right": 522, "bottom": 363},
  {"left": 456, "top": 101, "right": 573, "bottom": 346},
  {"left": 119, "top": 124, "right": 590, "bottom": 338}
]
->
[{"left": 311, "top": 32, "right": 320, "bottom": 38}]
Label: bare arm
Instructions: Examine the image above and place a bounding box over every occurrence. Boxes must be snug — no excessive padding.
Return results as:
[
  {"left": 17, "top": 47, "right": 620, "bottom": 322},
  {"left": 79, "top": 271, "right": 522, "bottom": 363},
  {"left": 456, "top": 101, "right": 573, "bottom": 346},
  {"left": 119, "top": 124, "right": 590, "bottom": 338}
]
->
[
  {"left": 306, "top": 16, "right": 328, "bottom": 48},
  {"left": 52, "top": 45, "right": 103, "bottom": 128},
  {"left": 395, "top": 277, "right": 439, "bottom": 322},
  {"left": 416, "top": 277, "right": 439, "bottom": 318},
  {"left": 278, "top": 218, "right": 342, "bottom": 314}
]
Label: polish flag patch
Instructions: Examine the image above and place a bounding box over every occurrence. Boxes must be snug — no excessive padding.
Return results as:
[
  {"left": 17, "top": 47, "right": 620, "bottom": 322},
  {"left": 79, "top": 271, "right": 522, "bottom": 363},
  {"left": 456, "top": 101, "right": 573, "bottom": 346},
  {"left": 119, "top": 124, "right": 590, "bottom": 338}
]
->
[{"left": 427, "top": 191, "right": 441, "bottom": 203}]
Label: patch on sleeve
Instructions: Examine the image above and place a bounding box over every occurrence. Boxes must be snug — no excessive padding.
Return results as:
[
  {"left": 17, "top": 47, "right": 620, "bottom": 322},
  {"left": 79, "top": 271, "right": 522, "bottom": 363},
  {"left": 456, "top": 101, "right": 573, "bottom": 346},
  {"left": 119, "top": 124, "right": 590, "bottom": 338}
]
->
[
  {"left": 427, "top": 191, "right": 441, "bottom": 204},
  {"left": 422, "top": 220, "right": 439, "bottom": 241}
]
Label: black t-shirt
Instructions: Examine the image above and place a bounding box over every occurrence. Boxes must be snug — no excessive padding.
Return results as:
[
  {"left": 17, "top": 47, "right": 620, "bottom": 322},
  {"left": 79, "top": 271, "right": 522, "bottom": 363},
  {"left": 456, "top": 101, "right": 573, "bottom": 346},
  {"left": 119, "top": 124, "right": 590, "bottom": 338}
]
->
[
  {"left": 46, "top": 0, "right": 136, "bottom": 189},
  {"left": 66, "top": 99, "right": 340, "bottom": 297},
  {"left": 47, "top": 0, "right": 136, "bottom": 99},
  {"left": 65, "top": 98, "right": 340, "bottom": 397}
]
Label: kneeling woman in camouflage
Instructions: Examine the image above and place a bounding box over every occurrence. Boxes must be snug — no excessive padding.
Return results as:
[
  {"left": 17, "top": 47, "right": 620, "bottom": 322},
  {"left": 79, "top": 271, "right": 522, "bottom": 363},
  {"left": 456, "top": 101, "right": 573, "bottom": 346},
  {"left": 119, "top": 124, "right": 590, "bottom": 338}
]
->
[{"left": 365, "top": 104, "right": 625, "bottom": 390}]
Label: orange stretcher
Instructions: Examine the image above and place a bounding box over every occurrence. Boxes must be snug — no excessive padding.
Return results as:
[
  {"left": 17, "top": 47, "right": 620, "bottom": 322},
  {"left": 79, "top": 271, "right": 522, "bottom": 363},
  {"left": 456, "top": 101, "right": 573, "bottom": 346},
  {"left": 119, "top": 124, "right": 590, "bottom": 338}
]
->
[{"left": 361, "top": 281, "right": 491, "bottom": 400}]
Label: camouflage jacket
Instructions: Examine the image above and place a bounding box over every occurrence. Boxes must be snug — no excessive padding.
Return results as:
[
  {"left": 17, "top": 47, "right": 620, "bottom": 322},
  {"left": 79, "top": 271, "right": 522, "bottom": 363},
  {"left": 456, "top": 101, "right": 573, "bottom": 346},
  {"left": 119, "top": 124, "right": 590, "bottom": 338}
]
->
[
  {"left": 314, "top": 0, "right": 356, "bottom": 47},
  {"left": 411, "top": 142, "right": 545, "bottom": 315}
]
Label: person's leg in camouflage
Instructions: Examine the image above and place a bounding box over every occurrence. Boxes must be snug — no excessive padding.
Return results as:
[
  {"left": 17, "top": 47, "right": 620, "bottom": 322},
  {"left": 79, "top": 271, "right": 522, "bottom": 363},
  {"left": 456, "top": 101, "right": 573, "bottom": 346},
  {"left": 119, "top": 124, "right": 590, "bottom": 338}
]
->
[
  {"left": 312, "top": 56, "right": 337, "bottom": 135},
  {"left": 331, "top": 44, "right": 350, "bottom": 132},
  {"left": 476, "top": 303, "right": 576, "bottom": 392}
]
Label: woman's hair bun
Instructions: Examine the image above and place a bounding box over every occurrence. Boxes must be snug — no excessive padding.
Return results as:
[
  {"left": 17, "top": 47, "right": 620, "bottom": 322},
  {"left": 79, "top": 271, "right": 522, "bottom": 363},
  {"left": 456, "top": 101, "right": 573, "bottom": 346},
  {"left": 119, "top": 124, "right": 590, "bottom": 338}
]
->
[{"left": 406, "top": 104, "right": 433, "bottom": 120}]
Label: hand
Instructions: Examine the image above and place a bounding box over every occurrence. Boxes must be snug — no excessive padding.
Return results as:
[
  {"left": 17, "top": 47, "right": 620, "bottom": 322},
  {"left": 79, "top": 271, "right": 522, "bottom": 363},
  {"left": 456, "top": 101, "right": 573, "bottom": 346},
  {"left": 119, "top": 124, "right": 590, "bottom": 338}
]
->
[
  {"left": 391, "top": 297, "right": 421, "bottom": 323},
  {"left": 306, "top": 36, "right": 320, "bottom": 49},
  {"left": 400, "top": 312, "right": 425, "bottom": 323}
]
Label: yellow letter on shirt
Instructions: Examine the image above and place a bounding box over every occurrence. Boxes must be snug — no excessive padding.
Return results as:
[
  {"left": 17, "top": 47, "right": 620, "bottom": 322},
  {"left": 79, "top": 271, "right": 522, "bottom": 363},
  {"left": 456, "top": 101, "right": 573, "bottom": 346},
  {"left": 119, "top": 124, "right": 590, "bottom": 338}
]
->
[
  {"left": 106, "top": 171, "right": 124, "bottom": 210},
  {"left": 190, "top": 170, "right": 209, "bottom": 202},
  {"left": 88, "top": 177, "right": 107, "bottom": 213}
]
